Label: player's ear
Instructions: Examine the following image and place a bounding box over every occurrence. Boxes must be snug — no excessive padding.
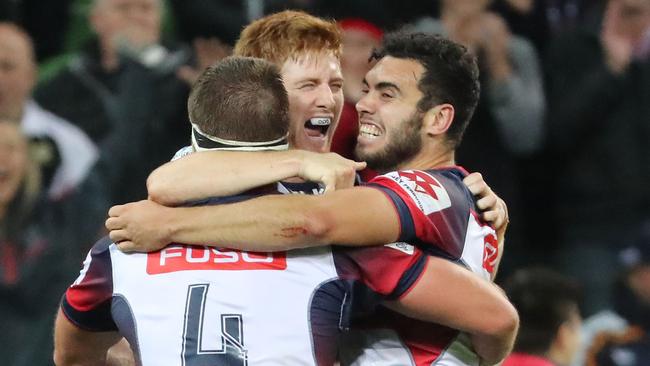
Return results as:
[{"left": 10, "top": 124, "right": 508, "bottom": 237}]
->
[{"left": 422, "top": 103, "right": 454, "bottom": 137}]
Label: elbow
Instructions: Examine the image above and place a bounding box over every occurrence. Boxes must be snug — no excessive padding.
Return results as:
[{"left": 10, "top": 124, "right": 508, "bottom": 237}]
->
[
  {"left": 499, "top": 302, "right": 519, "bottom": 340},
  {"left": 475, "top": 301, "right": 519, "bottom": 365},
  {"left": 53, "top": 348, "right": 80, "bottom": 366},
  {"left": 146, "top": 168, "right": 175, "bottom": 206},
  {"left": 493, "top": 300, "right": 520, "bottom": 354},
  {"left": 490, "top": 295, "right": 519, "bottom": 339}
]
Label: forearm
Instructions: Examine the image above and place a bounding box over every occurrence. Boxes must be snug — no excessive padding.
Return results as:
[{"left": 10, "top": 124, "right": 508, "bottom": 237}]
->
[
  {"left": 147, "top": 150, "right": 305, "bottom": 205},
  {"left": 165, "top": 195, "right": 322, "bottom": 251},
  {"left": 54, "top": 309, "right": 121, "bottom": 366},
  {"left": 163, "top": 188, "right": 399, "bottom": 251},
  {"left": 387, "top": 258, "right": 518, "bottom": 363}
]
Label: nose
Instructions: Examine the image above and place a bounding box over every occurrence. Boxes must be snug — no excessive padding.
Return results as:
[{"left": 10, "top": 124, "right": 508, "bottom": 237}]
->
[
  {"left": 315, "top": 84, "right": 336, "bottom": 111},
  {"left": 355, "top": 92, "right": 374, "bottom": 116}
]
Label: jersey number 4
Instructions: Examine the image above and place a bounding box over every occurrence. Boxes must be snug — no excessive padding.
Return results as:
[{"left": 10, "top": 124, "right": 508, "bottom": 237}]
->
[{"left": 182, "top": 284, "right": 248, "bottom": 366}]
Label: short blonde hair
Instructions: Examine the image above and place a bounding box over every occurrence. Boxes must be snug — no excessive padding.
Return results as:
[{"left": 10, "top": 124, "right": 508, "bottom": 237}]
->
[{"left": 234, "top": 10, "right": 342, "bottom": 65}]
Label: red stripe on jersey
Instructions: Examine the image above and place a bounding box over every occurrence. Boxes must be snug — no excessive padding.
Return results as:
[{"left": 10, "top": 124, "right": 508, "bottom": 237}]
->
[
  {"left": 369, "top": 175, "right": 453, "bottom": 254},
  {"left": 66, "top": 252, "right": 113, "bottom": 312},
  {"left": 146, "top": 245, "right": 287, "bottom": 274},
  {"left": 335, "top": 245, "right": 423, "bottom": 296}
]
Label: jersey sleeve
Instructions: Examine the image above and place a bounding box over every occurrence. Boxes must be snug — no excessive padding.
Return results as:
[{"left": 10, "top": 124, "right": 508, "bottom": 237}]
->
[
  {"left": 366, "top": 170, "right": 472, "bottom": 259},
  {"left": 60, "top": 237, "right": 117, "bottom": 332},
  {"left": 335, "top": 244, "right": 427, "bottom": 300}
]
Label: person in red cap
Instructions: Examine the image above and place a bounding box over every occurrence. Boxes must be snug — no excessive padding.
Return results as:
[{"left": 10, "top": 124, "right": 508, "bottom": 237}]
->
[{"left": 331, "top": 18, "right": 383, "bottom": 181}]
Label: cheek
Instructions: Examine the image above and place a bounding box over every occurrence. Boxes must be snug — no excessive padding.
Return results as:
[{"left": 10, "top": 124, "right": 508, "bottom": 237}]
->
[
  {"left": 288, "top": 96, "right": 306, "bottom": 126},
  {"left": 334, "top": 92, "right": 344, "bottom": 110}
]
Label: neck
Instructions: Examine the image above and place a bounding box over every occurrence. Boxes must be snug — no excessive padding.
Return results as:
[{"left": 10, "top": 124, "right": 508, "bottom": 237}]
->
[{"left": 397, "top": 145, "right": 455, "bottom": 172}]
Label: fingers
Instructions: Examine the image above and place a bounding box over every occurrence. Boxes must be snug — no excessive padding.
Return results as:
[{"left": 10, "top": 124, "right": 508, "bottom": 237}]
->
[
  {"left": 105, "top": 217, "right": 123, "bottom": 231},
  {"left": 116, "top": 241, "right": 137, "bottom": 253},
  {"left": 109, "top": 229, "right": 129, "bottom": 244},
  {"left": 482, "top": 210, "right": 499, "bottom": 224},
  {"left": 108, "top": 205, "right": 125, "bottom": 217},
  {"left": 463, "top": 173, "right": 489, "bottom": 196},
  {"left": 476, "top": 194, "right": 497, "bottom": 212}
]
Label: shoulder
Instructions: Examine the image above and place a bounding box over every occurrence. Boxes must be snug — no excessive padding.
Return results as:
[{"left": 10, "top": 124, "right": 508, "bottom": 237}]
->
[
  {"left": 89, "top": 236, "right": 115, "bottom": 257},
  {"left": 368, "top": 169, "right": 470, "bottom": 214}
]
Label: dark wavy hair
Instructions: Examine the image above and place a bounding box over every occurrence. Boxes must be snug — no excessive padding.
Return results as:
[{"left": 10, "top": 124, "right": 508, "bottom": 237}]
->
[{"left": 371, "top": 32, "right": 480, "bottom": 148}]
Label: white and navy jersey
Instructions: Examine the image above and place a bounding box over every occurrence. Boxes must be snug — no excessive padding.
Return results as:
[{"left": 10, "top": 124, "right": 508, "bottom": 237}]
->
[
  {"left": 61, "top": 194, "right": 428, "bottom": 366},
  {"left": 340, "top": 167, "right": 498, "bottom": 366}
]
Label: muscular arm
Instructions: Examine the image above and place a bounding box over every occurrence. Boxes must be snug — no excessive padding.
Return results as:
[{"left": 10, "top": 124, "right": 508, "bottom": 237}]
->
[
  {"left": 54, "top": 309, "right": 123, "bottom": 366},
  {"left": 388, "top": 257, "right": 518, "bottom": 365},
  {"left": 109, "top": 187, "right": 400, "bottom": 252},
  {"left": 147, "top": 150, "right": 365, "bottom": 205}
]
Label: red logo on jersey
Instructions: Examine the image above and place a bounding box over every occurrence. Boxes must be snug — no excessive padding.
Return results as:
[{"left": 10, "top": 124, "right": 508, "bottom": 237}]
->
[
  {"left": 146, "top": 245, "right": 287, "bottom": 274},
  {"left": 482, "top": 234, "right": 498, "bottom": 274},
  {"left": 397, "top": 171, "right": 441, "bottom": 199}
]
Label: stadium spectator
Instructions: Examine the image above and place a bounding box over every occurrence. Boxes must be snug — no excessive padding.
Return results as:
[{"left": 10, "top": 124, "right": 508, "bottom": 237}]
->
[
  {"left": 0, "top": 22, "right": 98, "bottom": 200},
  {"left": 0, "top": 120, "right": 86, "bottom": 366},
  {"left": 545, "top": 0, "right": 650, "bottom": 314},
  {"left": 34, "top": 0, "right": 190, "bottom": 204},
  {"left": 407, "top": 0, "right": 545, "bottom": 274},
  {"left": 491, "top": 0, "right": 590, "bottom": 54},
  {"left": 573, "top": 233, "right": 650, "bottom": 366},
  {"left": 503, "top": 267, "right": 582, "bottom": 366}
]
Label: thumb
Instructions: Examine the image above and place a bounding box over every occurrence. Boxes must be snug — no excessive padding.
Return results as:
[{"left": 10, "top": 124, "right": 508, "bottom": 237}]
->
[{"left": 354, "top": 161, "right": 367, "bottom": 171}]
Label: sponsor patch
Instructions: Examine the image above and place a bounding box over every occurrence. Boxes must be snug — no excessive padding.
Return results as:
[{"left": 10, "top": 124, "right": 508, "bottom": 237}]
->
[
  {"left": 385, "top": 242, "right": 415, "bottom": 255},
  {"left": 147, "top": 245, "right": 287, "bottom": 274},
  {"left": 384, "top": 170, "right": 451, "bottom": 215}
]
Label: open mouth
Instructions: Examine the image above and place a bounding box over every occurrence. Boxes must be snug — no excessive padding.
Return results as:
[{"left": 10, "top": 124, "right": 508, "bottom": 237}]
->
[
  {"left": 358, "top": 123, "right": 382, "bottom": 139},
  {"left": 304, "top": 117, "right": 332, "bottom": 136}
]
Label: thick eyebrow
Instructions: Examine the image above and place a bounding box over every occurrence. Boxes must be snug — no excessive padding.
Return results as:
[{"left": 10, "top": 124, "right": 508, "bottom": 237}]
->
[
  {"left": 293, "top": 78, "right": 319, "bottom": 85},
  {"left": 361, "top": 79, "right": 401, "bottom": 93},
  {"left": 376, "top": 81, "right": 401, "bottom": 94}
]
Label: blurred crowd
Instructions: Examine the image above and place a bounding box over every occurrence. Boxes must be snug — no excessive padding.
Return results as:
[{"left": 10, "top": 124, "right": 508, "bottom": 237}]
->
[{"left": 0, "top": 0, "right": 648, "bottom": 365}]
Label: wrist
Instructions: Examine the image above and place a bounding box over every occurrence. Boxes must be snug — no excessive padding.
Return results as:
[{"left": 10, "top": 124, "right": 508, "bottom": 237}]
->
[{"left": 162, "top": 206, "right": 183, "bottom": 244}]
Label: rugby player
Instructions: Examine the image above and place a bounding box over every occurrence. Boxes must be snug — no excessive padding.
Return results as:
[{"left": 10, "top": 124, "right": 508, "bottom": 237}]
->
[
  {"left": 107, "top": 30, "right": 516, "bottom": 365},
  {"left": 56, "top": 56, "right": 516, "bottom": 366}
]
